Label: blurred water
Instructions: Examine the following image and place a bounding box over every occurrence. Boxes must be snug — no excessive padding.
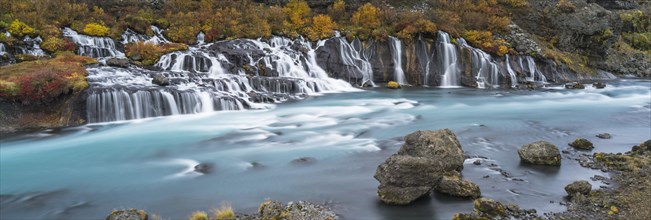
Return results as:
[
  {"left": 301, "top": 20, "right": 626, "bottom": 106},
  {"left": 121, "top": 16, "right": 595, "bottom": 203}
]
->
[{"left": 1, "top": 79, "right": 650, "bottom": 219}]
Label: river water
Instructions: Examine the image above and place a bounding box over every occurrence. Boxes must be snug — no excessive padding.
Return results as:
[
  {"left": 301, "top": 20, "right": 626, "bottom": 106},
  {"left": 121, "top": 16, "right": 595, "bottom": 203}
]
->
[{"left": 1, "top": 79, "right": 650, "bottom": 219}]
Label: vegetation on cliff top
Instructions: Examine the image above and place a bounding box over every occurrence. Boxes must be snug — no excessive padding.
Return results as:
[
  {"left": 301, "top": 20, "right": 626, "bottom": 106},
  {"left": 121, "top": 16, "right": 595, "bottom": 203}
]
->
[{"left": 0, "top": 52, "right": 96, "bottom": 103}]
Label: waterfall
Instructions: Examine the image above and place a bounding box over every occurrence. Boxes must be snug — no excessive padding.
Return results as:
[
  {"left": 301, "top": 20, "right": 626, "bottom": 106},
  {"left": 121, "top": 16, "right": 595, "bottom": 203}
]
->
[
  {"left": 63, "top": 28, "right": 124, "bottom": 58},
  {"left": 388, "top": 37, "right": 407, "bottom": 85},
  {"left": 197, "top": 32, "right": 205, "bottom": 45},
  {"left": 13, "top": 36, "right": 46, "bottom": 56},
  {"left": 334, "top": 37, "right": 375, "bottom": 87},
  {"left": 82, "top": 33, "right": 356, "bottom": 123},
  {"left": 525, "top": 56, "right": 547, "bottom": 83},
  {"left": 437, "top": 32, "right": 460, "bottom": 88},
  {"left": 458, "top": 38, "right": 502, "bottom": 88},
  {"left": 415, "top": 35, "right": 433, "bottom": 86},
  {"left": 505, "top": 55, "right": 518, "bottom": 88},
  {"left": 0, "top": 43, "right": 6, "bottom": 56}
]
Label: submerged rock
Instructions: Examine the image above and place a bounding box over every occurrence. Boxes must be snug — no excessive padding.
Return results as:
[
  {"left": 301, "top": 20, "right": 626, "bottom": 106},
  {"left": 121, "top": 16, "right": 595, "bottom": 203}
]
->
[
  {"left": 194, "top": 163, "right": 214, "bottom": 174},
  {"left": 596, "top": 133, "right": 612, "bottom": 139},
  {"left": 374, "top": 129, "right": 465, "bottom": 205},
  {"left": 518, "top": 141, "right": 561, "bottom": 166},
  {"left": 106, "top": 209, "right": 148, "bottom": 220},
  {"left": 565, "top": 181, "right": 592, "bottom": 197},
  {"left": 569, "top": 138, "right": 594, "bottom": 150},
  {"left": 291, "top": 157, "right": 316, "bottom": 165},
  {"left": 565, "top": 82, "right": 585, "bottom": 89},
  {"left": 592, "top": 82, "right": 606, "bottom": 89},
  {"left": 435, "top": 172, "right": 481, "bottom": 198}
]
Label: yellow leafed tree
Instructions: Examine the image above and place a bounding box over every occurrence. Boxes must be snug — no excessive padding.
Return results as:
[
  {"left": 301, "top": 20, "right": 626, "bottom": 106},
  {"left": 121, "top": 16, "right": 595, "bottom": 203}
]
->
[{"left": 306, "top": 14, "right": 337, "bottom": 41}]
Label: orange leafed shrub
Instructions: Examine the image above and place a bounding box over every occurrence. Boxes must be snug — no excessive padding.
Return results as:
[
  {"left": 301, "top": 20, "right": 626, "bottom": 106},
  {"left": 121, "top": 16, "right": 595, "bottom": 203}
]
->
[{"left": 306, "top": 14, "right": 337, "bottom": 41}]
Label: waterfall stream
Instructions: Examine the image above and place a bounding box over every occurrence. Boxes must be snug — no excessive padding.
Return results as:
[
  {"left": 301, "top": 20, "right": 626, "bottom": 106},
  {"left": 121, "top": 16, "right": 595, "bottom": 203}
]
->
[
  {"left": 437, "top": 32, "right": 461, "bottom": 88},
  {"left": 63, "top": 28, "right": 124, "bottom": 58},
  {"left": 388, "top": 37, "right": 407, "bottom": 85}
]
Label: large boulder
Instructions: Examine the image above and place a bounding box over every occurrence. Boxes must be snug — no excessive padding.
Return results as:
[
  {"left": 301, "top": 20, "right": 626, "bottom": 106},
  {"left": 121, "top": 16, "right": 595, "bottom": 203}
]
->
[
  {"left": 435, "top": 172, "right": 481, "bottom": 199},
  {"left": 518, "top": 141, "right": 561, "bottom": 166},
  {"left": 151, "top": 74, "right": 170, "bottom": 86},
  {"left": 564, "top": 180, "right": 592, "bottom": 197},
  {"left": 374, "top": 129, "right": 466, "bottom": 205},
  {"left": 106, "top": 57, "right": 129, "bottom": 68},
  {"left": 473, "top": 198, "right": 507, "bottom": 218}
]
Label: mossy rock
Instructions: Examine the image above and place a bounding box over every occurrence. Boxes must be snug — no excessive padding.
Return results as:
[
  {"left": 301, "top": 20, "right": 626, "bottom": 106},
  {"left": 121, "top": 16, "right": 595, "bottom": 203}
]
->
[
  {"left": 564, "top": 180, "right": 592, "bottom": 197},
  {"left": 386, "top": 81, "right": 401, "bottom": 89},
  {"left": 473, "top": 198, "right": 507, "bottom": 217},
  {"left": 518, "top": 141, "right": 561, "bottom": 166},
  {"left": 106, "top": 209, "right": 147, "bottom": 220},
  {"left": 569, "top": 138, "right": 594, "bottom": 150}
]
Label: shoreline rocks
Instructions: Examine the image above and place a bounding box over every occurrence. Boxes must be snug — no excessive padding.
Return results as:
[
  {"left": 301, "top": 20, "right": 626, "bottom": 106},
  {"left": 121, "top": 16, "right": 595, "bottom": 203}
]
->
[
  {"left": 569, "top": 138, "right": 594, "bottom": 150},
  {"left": 518, "top": 141, "right": 562, "bottom": 166},
  {"left": 374, "top": 129, "right": 469, "bottom": 205},
  {"left": 564, "top": 181, "right": 592, "bottom": 197}
]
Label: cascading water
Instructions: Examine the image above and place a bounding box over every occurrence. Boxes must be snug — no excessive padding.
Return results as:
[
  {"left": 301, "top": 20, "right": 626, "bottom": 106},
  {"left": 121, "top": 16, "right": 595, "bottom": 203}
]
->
[
  {"left": 525, "top": 56, "right": 547, "bottom": 82},
  {"left": 458, "top": 38, "right": 502, "bottom": 88},
  {"left": 0, "top": 43, "right": 6, "bottom": 56},
  {"left": 75, "top": 29, "right": 356, "bottom": 123},
  {"left": 388, "top": 37, "right": 407, "bottom": 85},
  {"left": 505, "top": 55, "right": 519, "bottom": 88},
  {"left": 437, "top": 32, "right": 461, "bottom": 87},
  {"left": 333, "top": 37, "right": 375, "bottom": 87},
  {"left": 14, "top": 36, "right": 46, "bottom": 56},
  {"left": 197, "top": 32, "right": 205, "bottom": 45},
  {"left": 63, "top": 28, "right": 124, "bottom": 58}
]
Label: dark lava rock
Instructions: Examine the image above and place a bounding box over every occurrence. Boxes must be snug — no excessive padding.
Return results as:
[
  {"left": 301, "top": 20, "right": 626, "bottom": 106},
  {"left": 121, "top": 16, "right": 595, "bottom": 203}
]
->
[
  {"left": 518, "top": 141, "right": 561, "bottom": 166},
  {"left": 565, "top": 82, "right": 586, "bottom": 89},
  {"left": 592, "top": 82, "right": 606, "bottom": 89},
  {"left": 194, "top": 163, "right": 214, "bottom": 174},
  {"left": 291, "top": 157, "right": 316, "bottom": 165},
  {"left": 435, "top": 172, "right": 481, "bottom": 198},
  {"left": 374, "top": 129, "right": 465, "bottom": 205},
  {"left": 106, "top": 57, "right": 129, "bottom": 68},
  {"left": 564, "top": 180, "right": 592, "bottom": 197},
  {"left": 473, "top": 160, "right": 481, "bottom": 165},
  {"left": 569, "top": 138, "right": 595, "bottom": 150},
  {"left": 106, "top": 209, "right": 148, "bottom": 220},
  {"left": 632, "top": 140, "right": 651, "bottom": 154},
  {"left": 596, "top": 133, "right": 612, "bottom": 139},
  {"left": 151, "top": 74, "right": 170, "bottom": 86}
]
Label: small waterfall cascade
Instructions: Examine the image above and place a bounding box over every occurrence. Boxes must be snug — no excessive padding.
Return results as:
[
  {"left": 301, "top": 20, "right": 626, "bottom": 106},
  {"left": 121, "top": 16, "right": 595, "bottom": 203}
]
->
[
  {"left": 0, "top": 43, "right": 6, "bottom": 56},
  {"left": 388, "top": 36, "right": 407, "bottom": 85},
  {"left": 458, "top": 38, "right": 501, "bottom": 88},
  {"left": 63, "top": 27, "right": 124, "bottom": 58},
  {"left": 505, "top": 55, "right": 519, "bottom": 88},
  {"left": 121, "top": 26, "right": 169, "bottom": 45},
  {"left": 197, "top": 32, "right": 205, "bottom": 45},
  {"left": 14, "top": 36, "right": 46, "bottom": 56},
  {"left": 334, "top": 37, "right": 375, "bottom": 87},
  {"left": 521, "top": 56, "right": 547, "bottom": 83},
  {"left": 437, "top": 32, "right": 461, "bottom": 87},
  {"left": 80, "top": 31, "right": 356, "bottom": 123},
  {"left": 415, "top": 35, "right": 434, "bottom": 86}
]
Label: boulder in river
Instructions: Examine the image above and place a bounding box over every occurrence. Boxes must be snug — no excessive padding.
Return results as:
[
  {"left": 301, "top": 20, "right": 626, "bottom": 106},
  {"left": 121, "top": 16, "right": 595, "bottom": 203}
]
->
[
  {"left": 151, "top": 74, "right": 170, "bottom": 86},
  {"left": 194, "top": 163, "right": 214, "bottom": 174},
  {"left": 596, "top": 133, "right": 612, "bottom": 139},
  {"left": 435, "top": 172, "right": 481, "bottom": 198},
  {"left": 569, "top": 138, "right": 594, "bottom": 150},
  {"left": 106, "top": 209, "right": 148, "bottom": 220},
  {"left": 564, "top": 180, "right": 592, "bottom": 196},
  {"left": 565, "top": 82, "right": 585, "bottom": 89},
  {"left": 473, "top": 197, "right": 507, "bottom": 218},
  {"left": 592, "top": 82, "right": 606, "bottom": 89},
  {"left": 374, "top": 129, "right": 465, "bottom": 205},
  {"left": 386, "top": 81, "right": 401, "bottom": 89},
  {"left": 518, "top": 141, "right": 561, "bottom": 166},
  {"left": 106, "top": 57, "right": 129, "bottom": 68}
]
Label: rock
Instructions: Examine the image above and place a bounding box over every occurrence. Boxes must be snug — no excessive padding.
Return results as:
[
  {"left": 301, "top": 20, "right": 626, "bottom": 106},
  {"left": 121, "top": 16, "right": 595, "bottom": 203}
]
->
[
  {"left": 518, "top": 141, "right": 561, "bottom": 166},
  {"left": 451, "top": 212, "right": 481, "bottom": 220},
  {"left": 106, "top": 57, "right": 130, "bottom": 68},
  {"left": 386, "top": 81, "right": 401, "bottom": 89},
  {"left": 632, "top": 140, "right": 651, "bottom": 154},
  {"left": 596, "top": 133, "right": 611, "bottom": 139},
  {"left": 569, "top": 138, "right": 594, "bottom": 150},
  {"left": 106, "top": 209, "right": 148, "bottom": 220},
  {"left": 473, "top": 160, "right": 481, "bottom": 165},
  {"left": 564, "top": 180, "right": 592, "bottom": 196},
  {"left": 474, "top": 198, "right": 507, "bottom": 218},
  {"left": 398, "top": 129, "right": 465, "bottom": 172},
  {"left": 194, "top": 163, "right": 214, "bottom": 174},
  {"left": 151, "top": 74, "right": 170, "bottom": 86},
  {"left": 258, "top": 200, "right": 337, "bottom": 220},
  {"left": 374, "top": 129, "right": 465, "bottom": 205},
  {"left": 592, "top": 82, "right": 606, "bottom": 89},
  {"left": 435, "top": 172, "right": 481, "bottom": 198},
  {"left": 503, "top": 23, "right": 542, "bottom": 55},
  {"left": 565, "top": 82, "right": 585, "bottom": 89},
  {"left": 291, "top": 157, "right": 316, "bottom": 165}
]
